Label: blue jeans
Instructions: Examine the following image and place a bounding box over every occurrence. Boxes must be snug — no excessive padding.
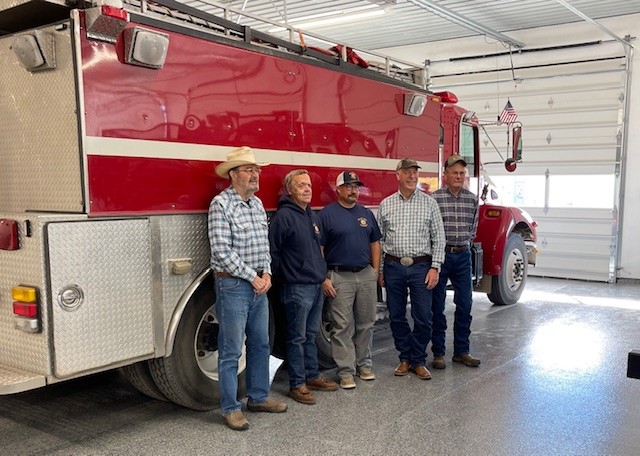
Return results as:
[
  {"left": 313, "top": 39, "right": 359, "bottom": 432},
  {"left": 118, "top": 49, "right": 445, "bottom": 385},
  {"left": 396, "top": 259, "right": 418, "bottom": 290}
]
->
[
  {"left": 431, "top": 250, "right": 473, "bottom": 356},
  {"left": 383, "top": 260, "right": 433, "bottom": 367},
  {"left": 215, "top": 277, "right": 270, "bottom": 414},
  {"left": 281, "top": 283, "right": 323, "bottom": 388}
]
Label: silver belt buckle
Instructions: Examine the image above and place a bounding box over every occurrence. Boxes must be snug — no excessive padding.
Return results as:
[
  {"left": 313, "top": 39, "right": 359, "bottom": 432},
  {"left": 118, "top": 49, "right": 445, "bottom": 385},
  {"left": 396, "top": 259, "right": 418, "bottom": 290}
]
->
[{"left": 400, "top": 256, "right": 414, "bottom": 266}]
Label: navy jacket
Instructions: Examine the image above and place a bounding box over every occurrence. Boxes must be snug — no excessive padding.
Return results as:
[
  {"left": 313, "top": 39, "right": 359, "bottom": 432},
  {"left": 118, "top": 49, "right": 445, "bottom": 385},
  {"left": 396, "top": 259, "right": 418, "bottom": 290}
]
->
[{"left": 269, "top": 195, "right": 326, "bottom": 284}]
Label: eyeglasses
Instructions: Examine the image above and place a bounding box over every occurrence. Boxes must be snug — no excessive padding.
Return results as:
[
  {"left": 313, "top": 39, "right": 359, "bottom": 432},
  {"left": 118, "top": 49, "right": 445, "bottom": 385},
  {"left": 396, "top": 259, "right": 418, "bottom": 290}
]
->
[
  {"left": 235, "top": 167, "right": 262, "bottom": 175},
  {"left": 342, "top": 184, "right": 361, "bottom": 191}
]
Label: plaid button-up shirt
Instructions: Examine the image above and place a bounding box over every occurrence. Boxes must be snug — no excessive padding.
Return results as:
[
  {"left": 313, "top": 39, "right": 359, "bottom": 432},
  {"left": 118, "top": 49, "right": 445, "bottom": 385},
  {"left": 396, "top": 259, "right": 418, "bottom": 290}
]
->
[
  {"left": 377, "top": 189, "right": 446, "bottom": 270},
  {"left": 432, "top": 187, "right": 478, "bottom": 246},
  {"left": 208, "top": 186, "right": 271, "bottom": 282}
]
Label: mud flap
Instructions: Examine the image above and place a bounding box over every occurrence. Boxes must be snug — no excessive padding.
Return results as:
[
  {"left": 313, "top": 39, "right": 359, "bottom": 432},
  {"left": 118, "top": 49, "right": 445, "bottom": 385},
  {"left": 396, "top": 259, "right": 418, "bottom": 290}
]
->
[{"left": 471, "top": 242, "right": 484, "bottom": 287}]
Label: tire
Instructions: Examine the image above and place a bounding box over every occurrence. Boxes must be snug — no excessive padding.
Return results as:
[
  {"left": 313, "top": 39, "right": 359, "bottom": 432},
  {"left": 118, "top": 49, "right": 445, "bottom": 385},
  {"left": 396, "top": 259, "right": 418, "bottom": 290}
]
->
[
  {"left": 149, "top": 280, "right": 246, "bottom": 410},
  {"left": 316, "top": 299, "right": 337, "bottom": 370},
  {"left": 488, "top": 233, "right": 528, "bottom": 305},
  {"left": 121, "top": 361, "right": 168, "bottom": 402}
]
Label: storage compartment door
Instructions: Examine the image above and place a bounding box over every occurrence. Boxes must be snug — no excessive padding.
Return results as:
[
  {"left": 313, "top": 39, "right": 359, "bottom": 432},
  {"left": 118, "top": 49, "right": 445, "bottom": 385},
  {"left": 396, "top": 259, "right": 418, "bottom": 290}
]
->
[{"left": 47, "top": 219, "right": 154, "bottom": 377}]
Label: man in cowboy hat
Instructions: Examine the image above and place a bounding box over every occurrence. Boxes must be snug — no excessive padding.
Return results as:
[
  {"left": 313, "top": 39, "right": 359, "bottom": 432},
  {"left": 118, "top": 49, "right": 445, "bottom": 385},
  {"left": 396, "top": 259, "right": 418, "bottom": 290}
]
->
[{"left": 208, "top": 146, "right": 287, "bottom": 431}]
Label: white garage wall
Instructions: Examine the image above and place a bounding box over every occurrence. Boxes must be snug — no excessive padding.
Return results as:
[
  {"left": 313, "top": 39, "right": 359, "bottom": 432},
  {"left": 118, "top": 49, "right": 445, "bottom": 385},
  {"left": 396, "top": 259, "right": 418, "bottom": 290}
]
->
[{"left": 379, "top": 14, "right": 640, "bottom": 281}]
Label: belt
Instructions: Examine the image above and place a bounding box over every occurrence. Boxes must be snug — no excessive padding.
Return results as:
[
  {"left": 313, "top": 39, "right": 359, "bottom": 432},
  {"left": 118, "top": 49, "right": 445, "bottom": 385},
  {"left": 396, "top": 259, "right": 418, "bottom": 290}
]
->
[
  {"left": 385, "top": 254, "right": 432, "bottom": 267},
  {"left": 327, "top": 265, "right": 368, "bottom": 273},
  {"left": 214, "top": 269, "right": 264, "bottom": 278},
  {"left": 445, "top": 244, "right": 470, "bottom": 254}
]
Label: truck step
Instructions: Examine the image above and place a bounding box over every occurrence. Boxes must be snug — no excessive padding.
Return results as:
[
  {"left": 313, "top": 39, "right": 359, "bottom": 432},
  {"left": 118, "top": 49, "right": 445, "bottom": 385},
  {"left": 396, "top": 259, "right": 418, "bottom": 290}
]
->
[{"left": 0, "top": 364, "right": 46, "bottom": 395}]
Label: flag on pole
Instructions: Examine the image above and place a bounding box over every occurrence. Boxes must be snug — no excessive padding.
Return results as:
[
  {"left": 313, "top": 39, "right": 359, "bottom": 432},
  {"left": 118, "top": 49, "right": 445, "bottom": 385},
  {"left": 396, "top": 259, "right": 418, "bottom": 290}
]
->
[{"left": 498, "top": 99, "right": 518, "bottom": 124}]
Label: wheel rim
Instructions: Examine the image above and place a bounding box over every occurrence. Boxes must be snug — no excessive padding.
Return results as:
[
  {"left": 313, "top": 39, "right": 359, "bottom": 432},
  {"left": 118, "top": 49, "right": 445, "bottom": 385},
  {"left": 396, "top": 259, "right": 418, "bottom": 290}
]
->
[
  {"left": 194, "top": 306, "right": 247, "bottom": 382},
  {"left": 505, "top": 247, "right": 525, "bottom": 291},
  {"left": 319, "top": 319, "right": 332, "bottom": 344}
]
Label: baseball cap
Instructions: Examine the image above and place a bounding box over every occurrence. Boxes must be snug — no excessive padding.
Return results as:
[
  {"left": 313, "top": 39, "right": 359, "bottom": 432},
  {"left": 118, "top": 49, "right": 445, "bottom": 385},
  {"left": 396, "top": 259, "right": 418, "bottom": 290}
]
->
[
  {"left": 336, "top": 171, "right": 364, "bottom": 187},
  {"left": 396, "top": 158, "right": 422, "bottom": 170},
  {"left": 445, "top": 155, "right": 467, "bottom": 169}
]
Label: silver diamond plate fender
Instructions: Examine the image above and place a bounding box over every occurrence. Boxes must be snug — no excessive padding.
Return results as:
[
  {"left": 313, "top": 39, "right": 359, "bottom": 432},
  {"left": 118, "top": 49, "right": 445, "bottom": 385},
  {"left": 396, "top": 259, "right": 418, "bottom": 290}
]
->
[{"left": 164, "top": 267, "right": 212, "bottom": 357}]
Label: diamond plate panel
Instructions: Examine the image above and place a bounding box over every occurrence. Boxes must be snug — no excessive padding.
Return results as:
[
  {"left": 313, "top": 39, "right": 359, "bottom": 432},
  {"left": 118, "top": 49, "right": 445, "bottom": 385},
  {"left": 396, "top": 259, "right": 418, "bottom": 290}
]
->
[
  {"left": 0, "top": 214, "right": 49, "bottom": 374},
  {"left": 0, "top": 23, "right": 83, "bottom": 213},
  {"left": 155, "top": 214, "right": 211, "bottom": 336},
  {"left": 48, "top": 219, "right": 154, "bottom": 377},
  {"left": 0, "top": 213, "right": 86, "bottom": 377}
]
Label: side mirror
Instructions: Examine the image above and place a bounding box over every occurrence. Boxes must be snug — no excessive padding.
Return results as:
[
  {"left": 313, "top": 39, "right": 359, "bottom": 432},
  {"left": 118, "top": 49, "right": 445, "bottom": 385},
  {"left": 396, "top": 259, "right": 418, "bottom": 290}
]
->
[
  {"left": 512, "top": 125, "right": 522, "bottom": 162},
  {"left": 505, "top": 125, "right": 522, "bottom": 172}
]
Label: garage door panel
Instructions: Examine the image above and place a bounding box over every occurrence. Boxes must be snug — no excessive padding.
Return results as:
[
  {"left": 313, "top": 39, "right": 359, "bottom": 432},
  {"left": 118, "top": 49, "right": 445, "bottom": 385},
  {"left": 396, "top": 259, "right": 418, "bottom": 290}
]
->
[
  {"left": 526, "top": 208, "right": 613, "bottom": 221},
  {"left": 432, "top": 40, "right": 623, "bottom": 282},
  {"left": 537, "top": 220, "right": 613, "bottom": 237},
  {"left": 495, "top": 162, "right": 616, "bottom": 175}
]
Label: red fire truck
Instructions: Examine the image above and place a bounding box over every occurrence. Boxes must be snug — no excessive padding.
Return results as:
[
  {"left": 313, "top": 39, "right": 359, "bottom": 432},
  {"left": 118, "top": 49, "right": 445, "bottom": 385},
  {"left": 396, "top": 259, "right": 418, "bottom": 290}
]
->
[{"left": 0, "top": 0, "right": 536, "bottom": 409}]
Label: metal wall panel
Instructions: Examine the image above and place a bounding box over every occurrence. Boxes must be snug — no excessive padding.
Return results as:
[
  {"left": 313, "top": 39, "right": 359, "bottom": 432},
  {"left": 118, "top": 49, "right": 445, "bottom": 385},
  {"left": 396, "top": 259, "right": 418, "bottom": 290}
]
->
[{"left": 47, "top": 219, "right": 154, "bottom": 377}]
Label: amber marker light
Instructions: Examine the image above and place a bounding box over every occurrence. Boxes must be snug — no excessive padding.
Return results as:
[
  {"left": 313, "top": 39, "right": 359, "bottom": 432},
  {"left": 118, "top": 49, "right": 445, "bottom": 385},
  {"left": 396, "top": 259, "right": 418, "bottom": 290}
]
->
[{"left": 12, "top": 286, "right": 37, "bottom": 303}]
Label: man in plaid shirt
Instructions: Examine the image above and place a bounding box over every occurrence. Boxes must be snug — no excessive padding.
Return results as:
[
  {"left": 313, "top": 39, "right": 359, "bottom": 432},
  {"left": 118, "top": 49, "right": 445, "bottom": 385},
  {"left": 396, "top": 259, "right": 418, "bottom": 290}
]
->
[
  {"left": 431, "top": 155, "right": 481, "bottom": 369},
  {"left": 208, "top": 146, "right": 287, "bottom": 431},
  {"left": 377, "top": 158, "right": 446, "bottom": 381}
]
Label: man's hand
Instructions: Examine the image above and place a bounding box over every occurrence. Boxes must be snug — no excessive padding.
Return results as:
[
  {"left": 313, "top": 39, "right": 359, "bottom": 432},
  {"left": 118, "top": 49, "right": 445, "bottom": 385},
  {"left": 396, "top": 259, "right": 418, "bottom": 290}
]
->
[
  {"left": 425, "top": 268, "right": 439, "bottom": 290},
  {"left": 252, "top": 273, "right": 272, "bottom": 295},
  {"left": 323, "top": 278, "right": 337, "bottom": 298},
  {"left": 378, "top": 271, "right": 385, "bottom": 288}
]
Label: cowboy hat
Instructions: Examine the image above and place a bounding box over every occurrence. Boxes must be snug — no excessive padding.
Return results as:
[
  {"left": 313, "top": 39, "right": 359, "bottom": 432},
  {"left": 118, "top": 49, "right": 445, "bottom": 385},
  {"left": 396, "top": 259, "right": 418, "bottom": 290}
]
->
[{"left": 215, "top": 146, "right": 269, "bottom": 179}]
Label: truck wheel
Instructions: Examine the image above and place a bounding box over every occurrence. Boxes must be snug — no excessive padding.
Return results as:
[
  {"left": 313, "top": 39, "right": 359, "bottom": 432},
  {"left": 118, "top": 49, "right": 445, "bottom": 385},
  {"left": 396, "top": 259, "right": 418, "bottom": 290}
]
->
[
  {"left": 149, "top": 284, "right": 246, "bottom": 410},
  {"left": 488, "top": 233, "right": 528, "bottom": 305},
  {"left": 317, "top": 317, "right": 337, "bottom": 370},
  {"left": 122, "top": 361, "right": 168, "bottom": 402}
]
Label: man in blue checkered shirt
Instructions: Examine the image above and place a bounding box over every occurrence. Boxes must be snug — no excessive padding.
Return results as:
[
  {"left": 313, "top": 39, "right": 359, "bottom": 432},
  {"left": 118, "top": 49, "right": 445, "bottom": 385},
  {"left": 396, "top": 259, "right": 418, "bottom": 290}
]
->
[
  {"left": 208, "top": 146, "right": 287, "bottom": 431},
  {"left": 431, "top": 155, "right": 480, "bottom": 369},
  {"left": 377, "top": 158, "right": 446, "bottom": 381}
]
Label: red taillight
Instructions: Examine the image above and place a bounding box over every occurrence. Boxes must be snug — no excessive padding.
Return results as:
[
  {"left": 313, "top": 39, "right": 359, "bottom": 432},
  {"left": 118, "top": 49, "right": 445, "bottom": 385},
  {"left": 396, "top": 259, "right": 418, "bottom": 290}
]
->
[
  {"left": 101, "top": 5, "right": 129, "bottom": 21},
  {"left": 11, "top": 286, "right": 40, "bottom": 332},
  {"left": 13, "top": 302, "right": 38, "bottom": 318},
  {"left": 0, "top": 219, "right": 19, "bottom": 250}
]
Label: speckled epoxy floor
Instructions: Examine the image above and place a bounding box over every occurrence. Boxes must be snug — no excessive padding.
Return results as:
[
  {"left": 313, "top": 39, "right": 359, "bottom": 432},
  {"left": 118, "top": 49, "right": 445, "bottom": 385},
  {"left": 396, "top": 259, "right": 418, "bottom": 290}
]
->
[{"left": 1, "top": 277, "right": 639, "bottom": 456}]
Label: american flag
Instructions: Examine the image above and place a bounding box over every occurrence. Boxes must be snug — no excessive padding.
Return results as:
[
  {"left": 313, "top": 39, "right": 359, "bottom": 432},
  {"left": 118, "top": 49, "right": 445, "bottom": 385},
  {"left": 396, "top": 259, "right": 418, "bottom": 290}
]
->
[{"left": 498, "top": 100, "right": 518, "bottom": 124}]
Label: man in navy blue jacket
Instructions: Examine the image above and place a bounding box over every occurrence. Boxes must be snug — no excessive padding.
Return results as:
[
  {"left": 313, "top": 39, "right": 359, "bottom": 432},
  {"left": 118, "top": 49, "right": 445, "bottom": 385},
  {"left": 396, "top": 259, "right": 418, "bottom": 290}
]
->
[{"left": 269, "top": 169, "right": 339, "bottom": 405}]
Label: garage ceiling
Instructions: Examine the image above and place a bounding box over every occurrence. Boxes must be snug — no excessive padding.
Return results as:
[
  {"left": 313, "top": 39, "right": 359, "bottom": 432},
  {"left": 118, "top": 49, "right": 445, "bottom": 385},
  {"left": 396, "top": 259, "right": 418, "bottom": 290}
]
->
[{"left": 178, "top": 0, "right": 640, "bottom": 51}]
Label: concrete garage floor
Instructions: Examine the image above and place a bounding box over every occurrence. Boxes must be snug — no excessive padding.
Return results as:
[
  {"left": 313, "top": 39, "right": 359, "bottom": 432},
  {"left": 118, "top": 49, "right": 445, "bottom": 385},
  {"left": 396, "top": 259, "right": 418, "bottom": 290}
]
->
[{"left": 1, "top": 277, "right": 639, "bottom": 456}]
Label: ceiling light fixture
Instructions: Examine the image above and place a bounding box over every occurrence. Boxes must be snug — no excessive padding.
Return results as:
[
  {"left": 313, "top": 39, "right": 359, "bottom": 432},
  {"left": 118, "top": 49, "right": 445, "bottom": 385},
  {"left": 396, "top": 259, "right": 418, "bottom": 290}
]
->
[{"left": 268, "top": 6, "right": 386, "bottom": 33}]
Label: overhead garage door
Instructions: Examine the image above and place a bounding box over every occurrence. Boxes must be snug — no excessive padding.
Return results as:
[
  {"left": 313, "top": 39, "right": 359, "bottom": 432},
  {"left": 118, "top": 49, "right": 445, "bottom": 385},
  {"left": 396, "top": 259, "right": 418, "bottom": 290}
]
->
[{"left": 428, "top": 39, "right": 629, "bottom": 282}]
